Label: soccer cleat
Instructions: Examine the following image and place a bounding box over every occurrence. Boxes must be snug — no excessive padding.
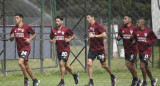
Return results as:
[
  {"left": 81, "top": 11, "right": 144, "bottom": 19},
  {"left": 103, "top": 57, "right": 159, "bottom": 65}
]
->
[
  {"left": 33, "top": 78, "right": 40, "bottom": 86},
  {"left": 131, "top": 78, "right": 138, "bottom": 86},
  {"left": 137, "top": 79, "right": 143, "bottom": 86},
  {"left": 24, "top": 78, "right": 29, "bottom": 86},
  {"left": 111, "top": 75, "right": 116, "bottom": 86},
  {"left": 84, "top": 82, "right": 94, "bottom": 86},
  {"left": 57, "top": 81, "right": 65, "bottom": 86},
  {"left": 142, "top": 81, "right": 147, "bottom": 86},
  {"left": 151, "top": 78, "right": 158, "bottom": 86},
  {"left": 73, "top": 73, "right": 79, "bottom": 84}
]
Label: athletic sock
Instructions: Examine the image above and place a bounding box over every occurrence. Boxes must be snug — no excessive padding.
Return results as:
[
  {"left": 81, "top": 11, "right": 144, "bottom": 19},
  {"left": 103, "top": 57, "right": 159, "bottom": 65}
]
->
[
  {"left": 110, "top": 74, "right": 115, "bottom": 78},
  {"left": 61, "top": 79, "right": 64, "bottom": 83},
  {"left": 90, "top": 79, "right": 93, "bottom": 84},
  {"left": 133, "top": 77, "right": 138, "bottom": 81}
]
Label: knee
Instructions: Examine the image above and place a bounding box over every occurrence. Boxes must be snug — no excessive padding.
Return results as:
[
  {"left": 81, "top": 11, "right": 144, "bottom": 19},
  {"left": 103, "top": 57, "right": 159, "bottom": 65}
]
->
[
  {"left": 60, "top": 62, "right": 65, "bottom": 67},
  {"left": 140, "top": 64, "right": 145, "bottom": 70},
  {"left": 87, "top": 61, "right": 92, "bottom": 67},
  {"left": 125, "top": 61, "right": 130, "bottom": 68},
  {"left": 18, "top": 61, "right": 23, "bottom": 66},
  {"left": 101, "top": 64, "right": 106, "bottom": 68}
]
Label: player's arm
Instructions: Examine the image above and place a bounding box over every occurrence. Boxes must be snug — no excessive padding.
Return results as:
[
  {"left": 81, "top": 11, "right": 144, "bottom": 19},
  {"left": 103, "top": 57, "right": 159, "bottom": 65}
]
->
[
  {"left": 147, "top": 30, "right": 157, "bottom": 45},
  {"left": 10, "top": 33, "right": 15, "bottom": 41},
  {"left": 25, "top": 33, "right": 37, "bottom": 44},
  {"left": 10, "top": 28, "right": 15, "bottom": 41},
  {"left": 49, "top": 30, "right": 56, "bottom": 43},
  {"left": 117, "top": 28, "right": 122, "bottom": 41},
  {"left": 89, "top": 32, "right": 106, "bottom": 38}
]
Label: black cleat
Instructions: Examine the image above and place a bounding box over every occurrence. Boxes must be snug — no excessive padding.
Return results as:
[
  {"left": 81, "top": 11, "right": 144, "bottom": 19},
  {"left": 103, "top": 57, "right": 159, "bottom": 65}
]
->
[
  {"left": 73, "top": 73, "right": 79, "bottom": 84},
  {"left": 84, "top": 82, "right": 94, "bottom": 86},
  {"left": 33, "top": 78, "right": 40, "bottom": 86},
  {"left": 57, "top": 81, "right": 65, "bottom": 86},
  {"left": 111, "top": 75, "right": 116, "bottom": 86},
  {"left": 137, "top": 79, "right": 143, "bottom": 86},
  {"left": 131, "top": 78, "right": 138, "bottom": 86},
  {"left": 24, "top": 78, "right": 29, "bottom": 86},
  {"left": 142, "top": 81, "right": 147, "bottom": 86},
  {"left": 151, "top": 78, "right": 158, "bottom": 86}
]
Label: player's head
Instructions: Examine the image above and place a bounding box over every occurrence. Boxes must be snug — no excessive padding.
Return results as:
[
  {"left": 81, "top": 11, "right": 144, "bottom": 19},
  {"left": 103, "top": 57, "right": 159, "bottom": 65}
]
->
[
  {"left": 86, "top": 13, "right": 95, "bottom": 24},
  {"left": 55, "top": 16, "right": 63, "bottom": 27},
  {"left": 123, "top": 15, "right": 132, "bottom": 25},
  {"left": 137, "top": 18, "right": 145, "bottom": 28},
  {"left": 15, "top": 14, "right": 23, "bottom": 25}
]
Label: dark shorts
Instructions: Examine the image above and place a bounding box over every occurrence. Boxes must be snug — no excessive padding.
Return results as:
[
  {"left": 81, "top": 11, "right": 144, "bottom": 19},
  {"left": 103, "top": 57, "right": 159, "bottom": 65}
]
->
[
  {"left": 57, "top": 51, "right": 70, "bottom": 62},
  {"left": 140, "top": 54, "right": 151, "bottom": 65},
  {"left": 88, "top": 49, "right": 106, "bottom": 63},
  {"left": 18, "top": 50, "right": 30, "bottom": 61},
  {"left": 125, "top": 53, "right": 137, "bottom": 63}
]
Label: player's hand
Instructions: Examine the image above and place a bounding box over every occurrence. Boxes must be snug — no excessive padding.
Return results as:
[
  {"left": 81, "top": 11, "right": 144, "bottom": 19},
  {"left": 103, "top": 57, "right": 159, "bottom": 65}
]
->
[
  {"left": 132, "top": 39, "right": 136, "bottom": 44},
  {"left": 50, "top": 38, "right": 56, "bottom": 43},
  {"left": 24, "top": 38, "right": 31, "bottom": 44},
  {"left": 117, "top": 35, "right": 121, "bottom": 41},
  {"left": 85, "top": 38, "right": 89, "bottom": 42},
  {"left": 89, "top": 33, "right": 94, "bottom": 38},
  {"left": 65, "top": 38, "right": 70, "bottom": 42}
]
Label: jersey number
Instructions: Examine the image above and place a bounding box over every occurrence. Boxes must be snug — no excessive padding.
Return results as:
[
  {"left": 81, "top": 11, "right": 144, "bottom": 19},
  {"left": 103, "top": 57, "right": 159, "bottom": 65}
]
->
[
  {"left": 144, "top": 54, "right": 148, "bottom": 61},
  {"left": 21, "top": 51, "right": 27, "bottom": 56}
]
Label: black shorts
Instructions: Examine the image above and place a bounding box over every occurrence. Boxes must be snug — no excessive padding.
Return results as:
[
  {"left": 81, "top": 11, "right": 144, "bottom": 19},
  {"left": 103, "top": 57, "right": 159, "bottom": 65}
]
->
[
  {"left": 88, "top": 49, "right": 106, "bottom": 63},
  {"left": 125, "top": 53, "right": 137, "bottom": 63},
  {"left": 18, "top": 50, "right": 30, "bottom": 61},
  {"left": 57, "top": 51, "right": 70, "bottom": 62},
  {"left": 140, "top": 54, "right": 151, "bottom": 65}
]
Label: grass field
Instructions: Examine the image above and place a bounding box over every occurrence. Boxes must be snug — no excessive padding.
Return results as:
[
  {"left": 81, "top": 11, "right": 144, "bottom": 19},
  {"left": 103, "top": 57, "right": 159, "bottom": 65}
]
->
[{"left": 0, "top": 46, "right": 160, "bottom": 86}]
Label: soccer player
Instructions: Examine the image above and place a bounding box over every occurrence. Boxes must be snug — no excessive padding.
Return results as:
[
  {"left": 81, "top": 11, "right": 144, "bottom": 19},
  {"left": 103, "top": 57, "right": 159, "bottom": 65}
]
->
[
  {"left": 85, "top": 13, "right": 116, "bottom": 86},
  {"left": 10, "top": 14, "right": 40, "bottom": 86},
  {"left": 50, "top": 16, "right": 79, "bottom": 86},
  {"left": 133, "top": 19, "right": 158, "bottom": 86},
  {"left": 117, "top": 15, "right": 142, "bottom": 86}
]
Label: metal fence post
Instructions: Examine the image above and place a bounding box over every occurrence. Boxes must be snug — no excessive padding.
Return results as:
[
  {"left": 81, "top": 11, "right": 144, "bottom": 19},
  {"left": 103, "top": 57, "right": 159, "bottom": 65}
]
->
[
  {"left": 108, "top": 0, "right": 111, "bottom": 67},
  {"left": 40, "top": 0, "right": 44, "bottom": 72},
  {"left": 2, "top": 0, "right": 6, "bottom": 77},
  {"left": 52, "top": 0, "right": 58, "bottom": 67},
  {"left": 84, "top": 0, "right": 88, "bottom": 72}
]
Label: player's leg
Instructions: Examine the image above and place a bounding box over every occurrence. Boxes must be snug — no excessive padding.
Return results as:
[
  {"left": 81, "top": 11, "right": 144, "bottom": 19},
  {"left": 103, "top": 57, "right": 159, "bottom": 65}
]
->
[
  {"left": 57, "top": 51, "right": 67, "bottom": 86},
  {"left": 24, "top": 62, "right": 40, "bottom": 86},
  {"left": 24, "top": 61, "right": 34, "bottom": 79},
  {"left": 98, "top": 49, "right": 116, "bottom": 86},
  {"left": 18, "top": 58, "right": 27, "bottom": 78},
  {"left": 85, "top": 50, "right": 96, "bottom": 86},
  {"left": 65, "top": 63, "right": 79, "bottom": 84},
  {"left": 140, "top": 54, "right": 149, "bottom": 86}
]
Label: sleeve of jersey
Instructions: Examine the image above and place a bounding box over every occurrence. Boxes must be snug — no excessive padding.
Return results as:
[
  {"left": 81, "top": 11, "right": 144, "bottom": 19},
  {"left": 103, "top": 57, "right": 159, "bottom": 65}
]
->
[
  {"left": 98, "top": 24, "right": 106, "bottom": 33},
  {"left": 67, "top": 28, "right": 74, "bottom": 36},
  {"left": 148, "top": 30, "right": 157, "bottom": 45},
  {"left": 49, "top": 29, "right": 54, "bottom": 39},
  {"left": 27, "top": 26, "right": 35, "bottom": 34}
]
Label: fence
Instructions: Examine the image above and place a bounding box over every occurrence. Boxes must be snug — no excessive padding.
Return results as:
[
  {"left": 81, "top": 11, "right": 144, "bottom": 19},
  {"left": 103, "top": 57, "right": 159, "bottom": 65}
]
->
[{"left": 0, "top": 0, "right": 159, "bottom": 77}]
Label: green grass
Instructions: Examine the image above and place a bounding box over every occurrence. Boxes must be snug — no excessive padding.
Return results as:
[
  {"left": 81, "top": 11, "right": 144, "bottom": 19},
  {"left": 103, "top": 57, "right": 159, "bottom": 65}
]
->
[{"left": 0, "top": 46, "right": 160, "bottom": 86}]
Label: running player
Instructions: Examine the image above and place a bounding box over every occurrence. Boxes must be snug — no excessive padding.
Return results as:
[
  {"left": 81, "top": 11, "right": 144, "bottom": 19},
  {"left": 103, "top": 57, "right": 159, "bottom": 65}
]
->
[
  {"left": 85, "top": 13, "right": 116, "bottom": 86},
  {"left": 133, "top": 18, "right": 158, "bottom": 86},
  {"left": 117, "top": 15, "right": 142, "bottom": 86},
  {"left": 10, "top": 14, "right": 40, "bottom": 86},
  {"left": 50, "top": 16, "right": 79, "bottom": 86}
]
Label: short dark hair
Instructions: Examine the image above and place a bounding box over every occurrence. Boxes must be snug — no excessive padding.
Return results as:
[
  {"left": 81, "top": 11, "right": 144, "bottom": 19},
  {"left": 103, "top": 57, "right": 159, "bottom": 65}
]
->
[
  {"left": 15, "top": 14, "right": 24, "bottom": 18},
  {"left": 55, "top": 16, "right": 63, "bottom": 21},
  {"left": 86, "top": 13, "right": 95, "bottom": 17},
  {"left": 124, "top": 15, "right": 132, "bottom": 19}
]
